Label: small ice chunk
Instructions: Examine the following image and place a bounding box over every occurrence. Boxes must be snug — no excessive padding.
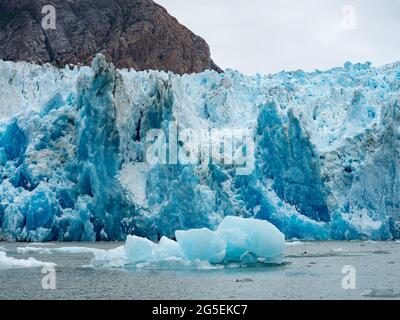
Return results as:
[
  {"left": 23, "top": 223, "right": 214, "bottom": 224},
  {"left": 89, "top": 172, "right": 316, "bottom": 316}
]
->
[
  {"left": 216, "top": 227, "right": 248, "bottom": 261},
  {"left": 285, "top": 241, "right": 304, "bottom": 246},
  {"left": 54, "top": 247, "right": 105, "bottom": 255},
  {"left": 217, "top": 216, "right": 285, "bottom": 260},
  {"left": 124, "top": 235, "right": 156, "bottom": 263},
  {"left": 0, "top": 251, "right": 56, "bottom": 269},
  {"left": 239, "top": 252, "right": 259, "bottom": 264},
  {"left": 17, "top": 246, "right": 105, "bottom": 256},
  {"left": 175, "top": 228, "right": 227, "bottom": 263},
  {"left": 17, "top": 246, "right": 52, "bottom": 254},
  {"left": 103, "top": 246, "right": 126, "bottom": 261},
  {"left": 154, "top": 236, "right": 184, "bottom": 260},
  {"left": 93, "top": 246, "right": 127, "bottom": 268}
]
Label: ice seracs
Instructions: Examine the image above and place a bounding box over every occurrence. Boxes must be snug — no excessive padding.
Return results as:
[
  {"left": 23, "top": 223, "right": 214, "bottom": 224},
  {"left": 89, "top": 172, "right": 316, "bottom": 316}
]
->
[{"left": 0, "top": 55, "right": 399, "bottom": 241}]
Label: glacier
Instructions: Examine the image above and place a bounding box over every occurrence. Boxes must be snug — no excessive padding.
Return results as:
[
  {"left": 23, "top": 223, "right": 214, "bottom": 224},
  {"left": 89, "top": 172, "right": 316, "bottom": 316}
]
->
[{"left": 0, "top": 54, "right": 399, "bottom": 242}]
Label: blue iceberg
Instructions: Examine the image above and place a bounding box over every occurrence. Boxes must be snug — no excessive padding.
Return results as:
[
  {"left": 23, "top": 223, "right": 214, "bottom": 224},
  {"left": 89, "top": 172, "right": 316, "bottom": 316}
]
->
[
  {"left": 175, "top": 228, "right": 227, "bottom": 264},
  {"left": 217, "top": 216, "right": 285, "bottom": 261},
  {"left": 94, "top": 216, "right": 285, "bottom": 268}
]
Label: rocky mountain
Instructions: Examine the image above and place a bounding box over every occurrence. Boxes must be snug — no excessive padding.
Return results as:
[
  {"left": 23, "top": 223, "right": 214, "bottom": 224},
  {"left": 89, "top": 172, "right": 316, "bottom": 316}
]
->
[{"left": 0, "top": 0, "right": 221, "bottom": 74}]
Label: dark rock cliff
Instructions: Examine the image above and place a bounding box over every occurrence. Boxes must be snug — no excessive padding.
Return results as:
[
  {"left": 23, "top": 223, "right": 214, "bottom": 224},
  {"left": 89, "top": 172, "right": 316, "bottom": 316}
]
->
[{"left": 0, "top": 0, "right": 221, "bottom": 74}]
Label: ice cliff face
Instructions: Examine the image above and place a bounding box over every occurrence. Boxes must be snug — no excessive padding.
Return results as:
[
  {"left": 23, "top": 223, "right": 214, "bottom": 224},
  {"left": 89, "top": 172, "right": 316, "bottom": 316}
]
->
[{"left": 0, "top": 55, "right": 399, "bottom": 241}]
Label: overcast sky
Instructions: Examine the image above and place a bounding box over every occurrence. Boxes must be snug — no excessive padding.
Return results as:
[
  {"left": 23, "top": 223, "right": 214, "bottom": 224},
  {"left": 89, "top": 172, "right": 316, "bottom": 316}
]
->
[{"left": 157, "top": 0, "right": 400, "bottom": 75}]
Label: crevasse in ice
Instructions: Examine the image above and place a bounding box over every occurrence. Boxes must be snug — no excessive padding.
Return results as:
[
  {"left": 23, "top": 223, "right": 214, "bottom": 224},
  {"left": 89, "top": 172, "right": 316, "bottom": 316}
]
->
[{"left": 0, "top": 55, "right": 399, "bottom": 241}]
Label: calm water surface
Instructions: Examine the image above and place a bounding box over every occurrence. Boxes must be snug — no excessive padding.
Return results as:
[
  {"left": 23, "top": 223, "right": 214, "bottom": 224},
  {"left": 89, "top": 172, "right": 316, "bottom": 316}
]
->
[{"left": 0, "top": 241, "right": 399, "bottom": 300}]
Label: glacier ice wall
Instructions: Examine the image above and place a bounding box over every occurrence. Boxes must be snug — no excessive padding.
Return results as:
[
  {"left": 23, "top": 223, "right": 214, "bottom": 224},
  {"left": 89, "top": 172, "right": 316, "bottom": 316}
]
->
[{"left": 0, "top": 55, "right": 399, "bottom": 241}]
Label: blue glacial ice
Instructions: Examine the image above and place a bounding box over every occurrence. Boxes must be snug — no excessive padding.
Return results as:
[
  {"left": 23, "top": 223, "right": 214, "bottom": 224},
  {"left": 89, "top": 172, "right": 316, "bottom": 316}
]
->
[
  {"left": 0, "top": 54, "right": 399, "bottom": 241},
  {"left": 217, "top": 216, "right": 285, "bottom": 261},
  {"left": 175, "top": 228, "right": 227, "bottom": 264},
  {"left": 132, "top": 216, "right": 284, "bottom": 266},
  {"left": 93, "top": 216, "right": 285, "bottom": 268},
  {"left": 14, "top": 217, "right": 284, "bottom": 269}
]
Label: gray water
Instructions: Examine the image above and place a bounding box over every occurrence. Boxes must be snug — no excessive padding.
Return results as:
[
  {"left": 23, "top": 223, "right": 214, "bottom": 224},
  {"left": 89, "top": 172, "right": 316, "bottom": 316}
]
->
[{"left": 0, "top": 241, "right": 399, "bottom": 300}]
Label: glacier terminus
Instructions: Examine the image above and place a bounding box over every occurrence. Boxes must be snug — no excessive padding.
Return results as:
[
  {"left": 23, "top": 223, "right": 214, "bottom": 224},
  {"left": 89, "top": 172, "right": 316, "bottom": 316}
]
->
[{"left": 0, "top": 55, "right": 399, "bottom": 242}]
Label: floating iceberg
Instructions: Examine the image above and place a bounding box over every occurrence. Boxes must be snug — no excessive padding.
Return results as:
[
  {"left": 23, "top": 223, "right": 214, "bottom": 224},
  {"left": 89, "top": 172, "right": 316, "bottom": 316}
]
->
[
  {"left": 154, "top": 236, "right": 185, "bottom": 261},
  {"left": 0, "top": 55, "right": 399, "bottom": 241},
  {"left": 13, "top": 217, "right": 285, "bottom": 269},
  {"left": 94, "top": 216, "right": 285, "bottom": 268},
  {"left": 217, "top": 216, "right": 285, "bottom": 261},
  {"left": 176, "top": 228, "right": 227, "bottom": 264},
  {"left": 124, "top": 235, "right": 157, "bottom": 263}
]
